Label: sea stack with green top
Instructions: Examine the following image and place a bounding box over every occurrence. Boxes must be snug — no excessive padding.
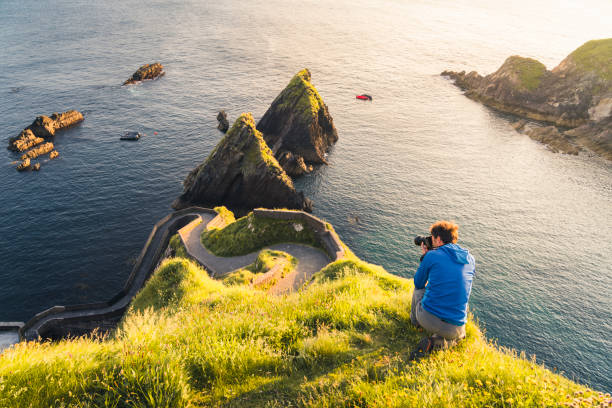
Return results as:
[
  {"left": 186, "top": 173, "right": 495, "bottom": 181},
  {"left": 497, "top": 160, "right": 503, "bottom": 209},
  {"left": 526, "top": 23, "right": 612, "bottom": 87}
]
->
[
  {"left": 172, "top": 113, "right": 312, "bottom": 213},
  {"left": 257, "top": 69, "right": 338, "bottom": 176}
]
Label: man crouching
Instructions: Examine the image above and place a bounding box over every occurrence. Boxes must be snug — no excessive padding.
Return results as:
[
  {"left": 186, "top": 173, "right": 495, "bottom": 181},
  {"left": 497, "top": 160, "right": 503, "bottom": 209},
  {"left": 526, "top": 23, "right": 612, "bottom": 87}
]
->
[{"left": 410, "top": 221, "right": 475, "bottom": 358}]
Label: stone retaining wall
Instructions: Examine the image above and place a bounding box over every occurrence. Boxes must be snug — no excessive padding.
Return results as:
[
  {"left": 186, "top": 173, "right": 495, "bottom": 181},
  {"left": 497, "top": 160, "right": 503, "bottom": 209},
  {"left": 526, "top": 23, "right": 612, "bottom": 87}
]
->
[{"left": 252, "top": 208, "right": 345, "bottom": 261}]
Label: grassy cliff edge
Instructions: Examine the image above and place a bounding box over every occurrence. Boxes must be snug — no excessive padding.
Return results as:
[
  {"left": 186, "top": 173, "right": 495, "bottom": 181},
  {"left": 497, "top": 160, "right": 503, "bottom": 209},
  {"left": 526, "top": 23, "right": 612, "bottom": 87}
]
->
[{"left": 0, "top": 221, "right": 607, "bottom": 407}]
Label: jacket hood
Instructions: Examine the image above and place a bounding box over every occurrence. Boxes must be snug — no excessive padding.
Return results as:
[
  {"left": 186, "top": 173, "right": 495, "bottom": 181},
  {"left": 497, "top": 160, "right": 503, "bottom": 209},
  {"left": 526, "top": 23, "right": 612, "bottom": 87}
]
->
[{"left": 438, "top": 243, "right": 472, "bottom": 265}]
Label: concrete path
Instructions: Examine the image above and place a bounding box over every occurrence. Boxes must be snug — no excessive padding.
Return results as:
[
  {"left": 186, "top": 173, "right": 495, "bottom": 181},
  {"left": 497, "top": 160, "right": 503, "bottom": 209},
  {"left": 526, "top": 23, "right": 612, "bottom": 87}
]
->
[{"left": 179, "top": 216, "right": 331, "bottom": 294}]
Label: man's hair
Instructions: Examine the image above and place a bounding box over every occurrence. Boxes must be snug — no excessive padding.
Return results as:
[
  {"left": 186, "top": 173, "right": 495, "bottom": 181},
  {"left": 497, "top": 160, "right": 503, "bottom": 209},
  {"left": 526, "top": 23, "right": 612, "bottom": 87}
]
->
[{"left": 430, "top": 220, "right": 459, "bottom": 244}]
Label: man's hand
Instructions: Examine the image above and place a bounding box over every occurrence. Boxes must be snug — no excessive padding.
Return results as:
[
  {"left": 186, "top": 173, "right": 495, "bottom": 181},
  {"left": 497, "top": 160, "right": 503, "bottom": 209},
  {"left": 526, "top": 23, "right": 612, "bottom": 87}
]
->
[{"left": 421, "top": 242, "right": 428, "bottom": 255}]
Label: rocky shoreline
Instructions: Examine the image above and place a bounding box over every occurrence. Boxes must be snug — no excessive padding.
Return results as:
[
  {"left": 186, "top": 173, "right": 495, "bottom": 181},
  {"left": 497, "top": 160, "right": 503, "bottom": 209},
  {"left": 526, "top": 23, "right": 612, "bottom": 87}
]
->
[{"left": 442, "top": 39, "right": 611, "bottom": 160}]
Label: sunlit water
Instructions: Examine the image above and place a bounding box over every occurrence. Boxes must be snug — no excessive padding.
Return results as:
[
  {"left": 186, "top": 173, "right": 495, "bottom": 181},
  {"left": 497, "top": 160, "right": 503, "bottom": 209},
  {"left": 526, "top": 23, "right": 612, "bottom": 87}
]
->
[{"left": 1, "top": 0, "right": 610, "bottom": 391}]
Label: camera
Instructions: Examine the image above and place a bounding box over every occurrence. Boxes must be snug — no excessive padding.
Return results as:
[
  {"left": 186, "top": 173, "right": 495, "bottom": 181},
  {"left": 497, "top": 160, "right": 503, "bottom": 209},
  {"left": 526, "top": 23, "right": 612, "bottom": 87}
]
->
[{"left": 414, "top": 235, "right": 433, "bottom": 250}]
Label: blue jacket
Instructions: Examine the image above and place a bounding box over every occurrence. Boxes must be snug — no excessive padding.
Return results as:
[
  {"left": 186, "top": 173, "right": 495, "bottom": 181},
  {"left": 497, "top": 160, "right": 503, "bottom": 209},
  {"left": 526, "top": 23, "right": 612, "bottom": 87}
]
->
[{"left": 414, "top": 243, "right": 475, "bottom": 326}]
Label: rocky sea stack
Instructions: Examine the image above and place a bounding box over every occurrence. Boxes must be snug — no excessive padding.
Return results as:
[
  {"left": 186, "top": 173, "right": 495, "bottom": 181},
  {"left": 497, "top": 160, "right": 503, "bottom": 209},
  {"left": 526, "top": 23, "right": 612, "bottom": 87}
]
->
[
  {"left": 442, "top": 39, "right": 612, "bottom": 160},
  {"left": 123, "top": 63, "right": 165, "bottom": 85},
  {"left": 172, "top": 113, "right": 312, "bottom": 213},
  {"left": 257, "top": 69, "right": 338, "bottom": 176}
]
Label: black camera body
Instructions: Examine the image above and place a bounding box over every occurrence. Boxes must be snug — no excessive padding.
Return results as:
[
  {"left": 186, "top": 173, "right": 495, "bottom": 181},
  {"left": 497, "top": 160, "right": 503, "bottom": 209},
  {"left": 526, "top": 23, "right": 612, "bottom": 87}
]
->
[{"left": 414, "top": 235, "right": 433, "bottom": 250}]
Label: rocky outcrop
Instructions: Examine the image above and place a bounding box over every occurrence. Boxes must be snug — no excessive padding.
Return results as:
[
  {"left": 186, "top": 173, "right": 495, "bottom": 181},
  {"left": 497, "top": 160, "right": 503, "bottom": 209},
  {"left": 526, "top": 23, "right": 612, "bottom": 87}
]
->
[
  {"left": 16, "top": 158, "right": 30, "bottom": 171},
  {"left": 27, "top": 111, "right": 84, "bottom": 138},
  {"left": 217, "top": 111, "right": 229, "bottom": 133},
  {"left": 525, "top": 127, "right": 581, "bottom": 155},
  {"left": 172, "top": 113, "right": 313, "bottom": 213},
  {"left": 443, "top": 39, "right": 612, "bottom": 159},
  {"left": 123, "top": 63, "right": 165, "bottom": 85},
  {"left": 256, "top": 69, "right": 338, "bottom": 176},
  {"left": 49, "top": 150, "right": 59, "bottom": 160},
  {"left": 8, "top": 129, "right": 44, "bottom": 152},
  {"left": 7, "top": 110, "right": 83, "bottom": 151},
  {"left": 20, "top": 142, "right": 54, "bottom": 160},
  {"left": 31, "top": 163, "right": 41, "bottom": 171}
]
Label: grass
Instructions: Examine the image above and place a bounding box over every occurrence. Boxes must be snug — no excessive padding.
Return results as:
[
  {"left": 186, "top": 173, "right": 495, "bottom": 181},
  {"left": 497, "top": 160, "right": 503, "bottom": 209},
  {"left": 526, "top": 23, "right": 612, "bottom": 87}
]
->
[
  {"left": 170, "top": 233, "right": 189, "bottom": 258},
  {"left": 503, "top": 56, "right": 547, "bottom": 91},
  {"left": 222, "top": 249, "right": 298, "bottom": 289},
  {"left": 277, "top": 69, "right": 325, "bottom": 121},
  {"left": 213, "top": 206, "right": 236, "bottom": 226},
  {"left": 201, "top": 212, "right": 321, "bottom": 257},
  {"left": 1, "top": 254, "right": 605, "bottom": 407},
  {"left": 568, "top": 38, "right": 612, "bottom": 81}
]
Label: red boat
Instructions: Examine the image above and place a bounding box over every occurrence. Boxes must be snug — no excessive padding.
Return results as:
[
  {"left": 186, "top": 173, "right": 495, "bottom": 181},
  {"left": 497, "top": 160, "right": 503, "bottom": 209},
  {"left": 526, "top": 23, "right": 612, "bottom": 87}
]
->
[{"left": 356, "top": 94, "right": 372, "bottom": 101}]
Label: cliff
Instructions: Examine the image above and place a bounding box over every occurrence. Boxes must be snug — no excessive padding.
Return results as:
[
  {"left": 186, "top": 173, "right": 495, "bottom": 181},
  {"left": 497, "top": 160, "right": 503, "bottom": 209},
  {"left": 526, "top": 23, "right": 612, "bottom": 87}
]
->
[
  {"left": 0, "top": 212, "right": 604, "bottom": 407},
  {"left": 443, "top": 39, "right": 612, "bottom": 159},
  {"left": 172, "top": 113, "right": 312, "bottom": 213},
  {"left": 257, "top": 69, "right": 338, "bottom": 176}
]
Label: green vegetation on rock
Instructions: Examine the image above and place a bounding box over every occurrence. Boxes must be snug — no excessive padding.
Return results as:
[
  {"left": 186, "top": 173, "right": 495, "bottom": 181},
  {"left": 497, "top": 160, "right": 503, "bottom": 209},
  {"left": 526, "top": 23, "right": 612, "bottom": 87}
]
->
[
  {"left": 169, "top": 233, "right": 189, "bottom": 258},
  {"left": 278, "top": 68, "right": 324, "bottom": 121},
  {"left": 567, "top": 38, "right": 612, "bottom": 81},
  {"left": 504, "top": 56, "right": 547, "bottom": 91},
  {"left": 213, "top": 206, "right": 236, "bottom": 226},
  {"left": 202, "top": 212, "right": 321, "bottom": 256},
  {"left": 0, "top": 252, "right": 602, "bottom": 407}
]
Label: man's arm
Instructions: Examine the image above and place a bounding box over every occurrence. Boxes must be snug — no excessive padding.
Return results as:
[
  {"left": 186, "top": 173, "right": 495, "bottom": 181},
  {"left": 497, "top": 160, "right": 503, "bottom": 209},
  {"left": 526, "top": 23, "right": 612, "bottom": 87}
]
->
[{"left": 414, "top": 252, "right": 430, "bottom": 289}]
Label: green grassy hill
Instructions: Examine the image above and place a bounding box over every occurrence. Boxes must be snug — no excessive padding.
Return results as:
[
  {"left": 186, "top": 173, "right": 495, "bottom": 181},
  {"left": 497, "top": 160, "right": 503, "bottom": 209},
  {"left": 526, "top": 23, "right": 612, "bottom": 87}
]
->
[{"left": 0, "top": 216, "right": 606, "bottom": 407}]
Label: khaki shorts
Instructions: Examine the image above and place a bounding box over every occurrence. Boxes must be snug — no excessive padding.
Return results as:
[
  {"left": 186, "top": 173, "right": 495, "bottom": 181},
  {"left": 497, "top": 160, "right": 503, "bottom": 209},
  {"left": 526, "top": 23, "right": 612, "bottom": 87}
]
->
[{"left": 410, "top": 288, "right": 466, "bottom": 340}]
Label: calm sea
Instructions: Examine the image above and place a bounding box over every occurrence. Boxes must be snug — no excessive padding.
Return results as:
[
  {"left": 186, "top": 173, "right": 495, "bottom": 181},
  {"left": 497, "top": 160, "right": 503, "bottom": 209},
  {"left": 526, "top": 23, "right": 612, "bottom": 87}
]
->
[{"left": 1, "top": 0, "right": 610, "bottom": 392}]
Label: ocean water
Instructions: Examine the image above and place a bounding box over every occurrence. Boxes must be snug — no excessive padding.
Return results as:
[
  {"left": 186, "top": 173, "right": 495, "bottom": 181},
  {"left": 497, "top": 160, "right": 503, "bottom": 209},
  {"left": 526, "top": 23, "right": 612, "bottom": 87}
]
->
[{"left": 1, "top": 0, "right": 610, "bottom": 392}]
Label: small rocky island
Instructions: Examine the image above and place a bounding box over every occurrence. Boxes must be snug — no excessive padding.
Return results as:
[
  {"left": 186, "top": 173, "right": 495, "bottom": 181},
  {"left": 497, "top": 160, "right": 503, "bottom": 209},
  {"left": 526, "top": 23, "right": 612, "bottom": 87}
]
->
[
  {"left": 172, "top": 113, "right": 312, "bottom": 213},
  {"left": 8, "top": 110, "right": 83, "bottom": 171},
  {"left": 442, "top": 39, "right": 612, "bottom": 160},
  {"left": 257, "top": 68, "right": 338, "bottom": 176},
  {"left": 123, "top": 63, "right": 165, "bottom": 85}
]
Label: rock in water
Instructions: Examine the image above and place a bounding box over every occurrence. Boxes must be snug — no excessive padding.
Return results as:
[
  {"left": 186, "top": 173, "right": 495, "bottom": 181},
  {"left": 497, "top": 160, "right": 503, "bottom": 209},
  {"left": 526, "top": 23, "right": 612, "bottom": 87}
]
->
[
  {"left": 20, "top": 142, "right": 54, "bottom": 160},
  {"left": 7, "top": 110, "right": 83, "bottom": 151},
  {"left": 49, "top": 150, "right": 59, "bottom": 160},
  {"left": 31, "top": 163, "right": 41, "bottom": 171},
  {"left": 217, "top": 111, "right": 229, "bottom": 133},
  {"left": 16, "top": 158, "right": 30, "bottom": 171},
  {"left": 442, "top": 39, "right": 612, "bottom": 160},
  {"left": 123, "top": 63, "right": 165, "bottom": 85},
  {"left": 27, "top": 111, "right": 84, "bottom": 138},
  {"left": 172, "top": 113, "right": 313, "bottom": 213},
  {"left": 7, "top": 129, "right": 44, "bottom": 152},
  {"left": 256, "top": 69, "right": 338, "bottom": 176}
]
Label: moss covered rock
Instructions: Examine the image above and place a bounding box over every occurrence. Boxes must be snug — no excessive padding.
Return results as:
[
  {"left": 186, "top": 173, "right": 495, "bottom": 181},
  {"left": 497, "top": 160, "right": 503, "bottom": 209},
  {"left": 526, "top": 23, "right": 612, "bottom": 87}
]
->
[
  {"left": 257, "top": 69, "right": 338, "bottom": 176},
  {"left": 172, "top": 113, "right": 312, "bottom": 213}
]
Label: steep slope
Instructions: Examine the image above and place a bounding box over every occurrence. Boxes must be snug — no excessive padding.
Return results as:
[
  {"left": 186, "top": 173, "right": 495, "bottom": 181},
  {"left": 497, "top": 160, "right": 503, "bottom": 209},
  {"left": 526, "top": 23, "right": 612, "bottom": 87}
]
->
[
  {"left": 172, "top": 113, "right": 312, "bottom": 213},
  {"left": 257, "top": 69, "right": 338, "bottom": 176}
]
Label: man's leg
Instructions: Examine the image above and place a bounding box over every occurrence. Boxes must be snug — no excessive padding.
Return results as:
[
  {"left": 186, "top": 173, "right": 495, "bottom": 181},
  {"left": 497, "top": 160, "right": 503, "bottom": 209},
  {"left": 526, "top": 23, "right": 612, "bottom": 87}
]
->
[
  {"left": 411, "top": 288, "right": 425, "bottom": 327},
  {"left": 415, "top": 305, "right": 466, "bottom": 340}
]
